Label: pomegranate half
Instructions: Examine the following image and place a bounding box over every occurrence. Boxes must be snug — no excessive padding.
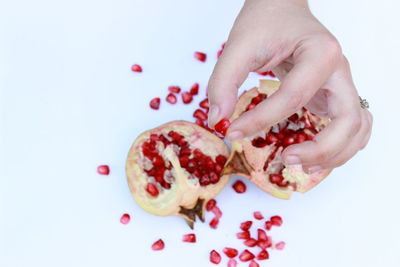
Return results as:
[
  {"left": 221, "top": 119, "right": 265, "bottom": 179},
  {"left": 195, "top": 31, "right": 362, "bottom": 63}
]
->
[
  {"left": 223, "top": 80, "right": 331, "bottom": 199},
  {"left": 126, "top": 121, "right": 230, "bottom": 228}
]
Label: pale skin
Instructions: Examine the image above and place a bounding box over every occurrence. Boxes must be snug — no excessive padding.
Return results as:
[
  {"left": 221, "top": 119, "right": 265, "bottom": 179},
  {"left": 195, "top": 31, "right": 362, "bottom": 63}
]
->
[{"left": 207, "top": 0, "right": 373, "bottom": 174}]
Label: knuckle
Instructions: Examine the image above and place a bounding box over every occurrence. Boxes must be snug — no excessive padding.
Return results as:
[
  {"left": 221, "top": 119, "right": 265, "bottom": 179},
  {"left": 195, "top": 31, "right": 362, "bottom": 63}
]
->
[
  {"left": 286, "top": 90, "right": 305, "bottom": 111},
  {"left": 350, "top": 114, "right": 362, "bottom": 134},
  {"left": 321, "top": 35, "right": 343, "bottom": 64},
  {"left": 252, "top": 117, "right": 269, "bottom": 133}
]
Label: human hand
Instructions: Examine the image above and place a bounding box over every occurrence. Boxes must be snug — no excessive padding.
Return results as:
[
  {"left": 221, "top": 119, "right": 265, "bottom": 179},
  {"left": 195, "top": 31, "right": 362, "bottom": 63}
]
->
[{"left": 207, "top": 0, "right": 373, "bottom": 173}]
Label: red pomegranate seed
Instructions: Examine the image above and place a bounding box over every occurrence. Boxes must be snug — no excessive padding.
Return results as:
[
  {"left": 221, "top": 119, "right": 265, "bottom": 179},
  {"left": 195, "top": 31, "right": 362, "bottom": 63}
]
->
[
  {"left": 199, "top": 98, "right": 209, "bottom": 109},
  {"left": 212, "top": 206, "right": 223, "bottom": 218},
  {"left": 215, "top": 155, "right": 227, "bottom": 166},
  {"left": 166, "top": 93, "right": 177, "bottom": 104},
  {"left": 214, "top": 118, "right": 231, "bottom": 137},
  {"left": 151, "top": 239, "right": 165, "bottom": 251},
  {"left": 206, "top": 199, "right": 217, "bottom": 211},
  {"left": 209, "top": 217, "right": 219, "bottom": 229},
  {"left": 194, "top": 51, "right": 207, "bottom": 62},
  {"left": 217, "top": 50, "right": 223, "bottom": 58},
  {"left": 120, "top": 213, "right": 130, "bottom": 224},
  {"left": 264, "top": 221, "right": 272, "bottom": 231},
  {"left": 257, "top": 229, "right": 268, "bottom": 241},
  {"left": 249, "top": 260, "right": 260, "bottom": 267},
  {"left": 257, "top": 250, "right": 269, "bottom": 260},
  {"left": 232, "top": 180, "right": 246, "bottom": 193},
  {"left": 257, "top": 240, "right": 270, "bottom": 249},
  {"left": 275, "top": 241, "right": 286, "bottom": 250},
  {"left": 193, "top": 109, "right": 208, "bottom": 121},
  {"left": 182, "top": 233, "right": 196, "bottom": 243},
  {"left": 195, "top": 119, "right": 206, "bottom": 127},
  {"left": 239, "top": 249, "right": 255, "bottom": 262},
  {"left": 227, "top": 259, "right": 238, "bottom": 267},
  {"left": 131, "top": 64, "right": 142, "bottom": 72},
  {"left": 168, "top": 86, "right": 181, "bottom": 94},
  {"left": 244, "top": 238, "right": 258, "bottom": 247},
  {"left": 253, "top": 211, "right": 264, "bottom": 220},
  {"left": 97, "top": 165, "right": 110, "bottom": 175},
  {"left": 237, "top": 231, "right": 250, "bottom": 240},
  {"left": 223, "top": 247, "right": 238, "bottom": 258},
  {"left": 181, "top": 92, "right": 193, "bottom": 104},
  {"left": 270, "top": 215, "right": 283, "bottom": 226},
  {"left": 146, "top": 183, "right": 159, "bottom": 197},
  {"left": 190, "top": 83, "right": 199, "bottom": 95},
  {"left": 210, "top": 250, "right": 221, "bottom": 264},
  {"left": 149, "top": 97, "right": 161, "bottom": 110},
  {"left": 240, "top": 221, "right": 252, "bottom": 232}
]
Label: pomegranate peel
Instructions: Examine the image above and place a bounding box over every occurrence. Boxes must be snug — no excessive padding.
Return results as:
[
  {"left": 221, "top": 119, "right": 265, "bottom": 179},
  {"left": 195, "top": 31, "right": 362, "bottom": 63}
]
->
[
  {"left": 223, "top": 80, "right": 331, "bottom": 199},
  {"left": 126, "top": 120, "right": 230, "bottom": 228}
]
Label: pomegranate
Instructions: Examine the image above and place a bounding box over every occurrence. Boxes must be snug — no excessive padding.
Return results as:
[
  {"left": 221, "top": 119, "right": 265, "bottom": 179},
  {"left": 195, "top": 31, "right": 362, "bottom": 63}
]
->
[
  {"left": 126, "top": 121, "right": 230, "bottom": 228},
  {"left": 223, "top": 80, "right": 331, "bottom": 199}
]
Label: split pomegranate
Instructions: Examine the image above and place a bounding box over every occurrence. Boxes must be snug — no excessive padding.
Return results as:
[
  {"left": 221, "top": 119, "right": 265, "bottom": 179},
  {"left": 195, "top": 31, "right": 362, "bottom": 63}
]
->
[
  {"left": 126, "top": 121, "right": 230, "bottom": 228},
  {"left": 223, "top": 80, "right": 331, "bottom": 199},
  {"left": 151, "top": 239, "right": 165, "bottom": 251},
  {"left": 194, "top": 51, "right": 207, "bottom": 62},
  {"left": 149, "top": 97, "right": 161, "bottom": 110},
  {"left": 97, "top": 165, "right": 110, "bottom": 175},
  {"left": 210, "top": 250, "right": 222, "bottom": 264},
  {"left": 232, "top": 180, "right": 246, "bottom": 193}
]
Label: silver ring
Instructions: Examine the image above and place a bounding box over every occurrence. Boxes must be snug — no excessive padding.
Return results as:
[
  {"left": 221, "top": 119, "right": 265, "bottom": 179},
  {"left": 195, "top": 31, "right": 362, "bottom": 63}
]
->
[{"left": 359, "top": 96, "right": 369, "bottom": 109}]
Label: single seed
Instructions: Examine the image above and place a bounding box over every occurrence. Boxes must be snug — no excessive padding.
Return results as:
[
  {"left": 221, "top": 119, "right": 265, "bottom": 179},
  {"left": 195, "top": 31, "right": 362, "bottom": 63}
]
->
[
  {"left": 257, "top": 250, "right": 269, "bottom": 260},
  {"left": 168, "top": 86, "right": 181, "bottom": 93},
  {"left": 236, "top": 231, "right": 250, "bottom": 240},
  {"left": 209, "top": 217, "right": 219, "bottom": 229},
  {"left": 244, "top": 238, "right": 258, "bottom": 247},
  {"left": 264, "top": 221, "right": 272, "bottom": 231},
  {"left": 120, "top": 213, "right": 130, "bottom": 225},
  {"left": 275, "top": 241, "right": 286, "bottom": 250},
  {"left": 270, "top": 215, "right": 283, "bottom": 227},
  {"left": 249, "top": 260, "right": 260, "bottom": 267},
  {"left": 227, "top": 259, "right": 238, "bottom": 267},
  {"left": 214, "top": 118, "right": 230, "bottom": 137},
  {"left": 257, "top": 229, "right": 268, "bottom": 241},
  {"left": 194, "top": 51, "right": 207, "bottom": 62},
  {"left": 240, "top": 221, "right": 253, "bottom": 231},
  {"left": 182, "top": 92, "right": 193, "bottom": 104},
  {"left": 232, "top": 180, "right": 247, "bottom": 193},
  {"left": 223, "top": 247, "right": 238, "bottom": 258},
  {"left": 146, "top": 183, "right": 159, "bottom": 197},
  {"left": 151, "top": 239, "right": 165, "bottom": 251},
  {"left": 193, "top": 109, "right": 208, "bottom": 121},
  {"left": 210, "top": 250, "right": 221, "bottom": 264},
  {"left": 182, "top": 233, "right": 196, "bottom": 243},
  {"left": 190, "top": 83, "right": 199, "bottom": 95},
  {"left": 131, "top": 64, "right": 142, "bottom": 72},
  {"left": 149, "top": 97, "right": 161, "bottom": 110},
  {"left": 166, "top": 93, "right": 177, "bottom": 104},
  {"left": 253, "top": 211, "right": 264, "bottom": 220},
  {"left": 206, "top": 199, "right": 217, "bottom": 211},
  {"left": 239, "top": 249, "right": 255, "bottom": 262},
  {"left": 97, "top": 165, "right": 110, "bottom": 175}
]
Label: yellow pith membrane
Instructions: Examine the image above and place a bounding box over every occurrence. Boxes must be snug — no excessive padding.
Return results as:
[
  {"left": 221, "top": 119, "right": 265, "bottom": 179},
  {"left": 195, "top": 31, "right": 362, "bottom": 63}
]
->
[
  {"left": 223, "top": 80, "right": 331, "bottom": 199},
  {"left": 126, "top": 121, "right": 230, "bottom": 228}
]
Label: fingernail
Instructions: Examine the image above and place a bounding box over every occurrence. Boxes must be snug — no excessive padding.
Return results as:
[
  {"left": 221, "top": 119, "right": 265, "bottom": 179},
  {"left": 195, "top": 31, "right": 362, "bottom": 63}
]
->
[
  {"left": 208, "top": 105, "right": 220, "bottom": 127},
  {"left": 285, "top": 155, "right": 301, "bottom": 165},
  {"left": 227, "top": 131, "right": 244, "bottom": 141},
  {"left": 307, "top": 165, "right": 322, "bottom": 174}
]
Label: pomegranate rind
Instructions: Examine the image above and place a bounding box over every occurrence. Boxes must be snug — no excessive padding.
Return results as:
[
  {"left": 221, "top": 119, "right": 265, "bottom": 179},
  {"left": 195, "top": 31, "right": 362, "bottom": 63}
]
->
[
  {"left": 226, "top": 80, "right": 331, "bottom": 199},
  {"left": 126, "top": 120, "right": 230, "bottom": 220}
]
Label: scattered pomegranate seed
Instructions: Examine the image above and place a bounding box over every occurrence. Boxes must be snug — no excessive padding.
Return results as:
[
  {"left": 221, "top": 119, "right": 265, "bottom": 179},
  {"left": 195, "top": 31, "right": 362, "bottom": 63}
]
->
[
  {"left": 270, "top": 215, "right": 283, "bottom": 226},
  {"left": 257, "top": 250, "right": 269, "bottom": 260},
  {"left": 257, "top": 71, "right": 275, "bottom": 77},
  {"left": 151, "top": 239, "right": 165, "bottom": 251},
  {"left": 166, "top": 93, "right": 177, "bottom": 104},
  {"left": 221, "top": 42, "right": 226, "bottom": 49},
  {"left": 253, "top": 211, "right": 264, "bottom": 220},
  {"left": 223, "top": 247, "right": 238, "bottom": 258},
  {"left": 244, "top": 238, "right": 258, "bottom": 247},
  {"left": 240, "top": 221, "right": 253, "bottom": 231},
  {"left": 145, "top": 183, "right": 159, "bottom": 197},
  {"left": 209, "top": 217, "right": 219, "bottom": 229},
  {"left": 212, "top": 206, "right": 223, "bottom": 218},
  {"left": 249, "top": 260, "right": 260, "bottom": 267},
  {"left": 190, "top": 83, "right": 199, "bottom": 95},
  {"left": 239, "top": 249, "right": 255, "bottom": 262},
  {"left": 264, "top": 221, "right": 272, "bottom": 231},
  {"left": 131, "top": 64, "right": 142, "bottom": 72},
  {"left": 214, "top": 118, "right": 230, "bottom": 137},
  {"left": 194, "top": 51, "right": 207, "bottom": 62},
  {"left": 120, "top": 213, "right": 130, "bottom": 224},
  {"left": 182, "top": 233, "right": 196, "bottom": 243},
  {"left": 168, "top": 86, "right": 181, "bottom": 94},
  {"left": 206, "top": 199, "right": 217, "bottom": 211},
  {"left": 97, "top": 165, "right": 110, "bottom": 175},
  {"left": 181, "top": 92, "right": 193, "bottom": 104},
  {"left": 193, "top": 109, "right": 208, "bottom": 121},
  {"left": 210, "top": 250, "right": 221, "bottom": 264},
  {"left": 275, "top": 241, "right": 286, "bottom": 250},
  {"left": 199, "top": 98, "right": 209, "bottom": 110},
  {"left": 257, "top": 229, "right": 268, "bottom": 241},
  {"left": 217, "top": 50, "right": 223, "bottom": 58},
  {"left": 149, "top": 97, "right": 161, "bottom": 110},
  {"left": 237, "top": 231, "right": 251, "bottom": 240},
  {"left": 227, "top": 259, "right": 238, "bottom": 267},
  {"left": 232, "top": 180, "right": 247, "bottom": 193}
]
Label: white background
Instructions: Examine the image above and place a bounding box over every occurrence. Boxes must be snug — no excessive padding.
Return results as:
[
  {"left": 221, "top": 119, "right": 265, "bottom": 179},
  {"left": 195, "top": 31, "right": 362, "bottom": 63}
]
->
[{"left": 1, "top": 0, "right": 400, "bottom": 266}]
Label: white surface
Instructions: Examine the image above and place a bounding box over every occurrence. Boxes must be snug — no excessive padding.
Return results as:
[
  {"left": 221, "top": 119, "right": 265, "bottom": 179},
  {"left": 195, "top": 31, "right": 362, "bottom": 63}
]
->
[{"left": 1, "top": 0, "right": 400, "bottom": 266}]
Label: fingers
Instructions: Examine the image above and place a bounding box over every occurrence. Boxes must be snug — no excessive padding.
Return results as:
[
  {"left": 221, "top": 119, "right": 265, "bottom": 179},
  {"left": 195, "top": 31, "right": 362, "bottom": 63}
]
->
[
  {"left": 303, "top": 110, "right": 372, "bottom": 172},
  {"left": 207, "top": 41, "right": 254, "bottom": 127},
  {"left": 226, "top": 39, "right": 341, "bottom": 140}
]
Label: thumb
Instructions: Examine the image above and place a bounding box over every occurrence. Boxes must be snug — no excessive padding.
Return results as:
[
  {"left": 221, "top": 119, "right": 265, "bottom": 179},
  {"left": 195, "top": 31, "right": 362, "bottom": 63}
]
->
[{"left": 207, "top": 42, "right": 253, "bottom": 127}]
